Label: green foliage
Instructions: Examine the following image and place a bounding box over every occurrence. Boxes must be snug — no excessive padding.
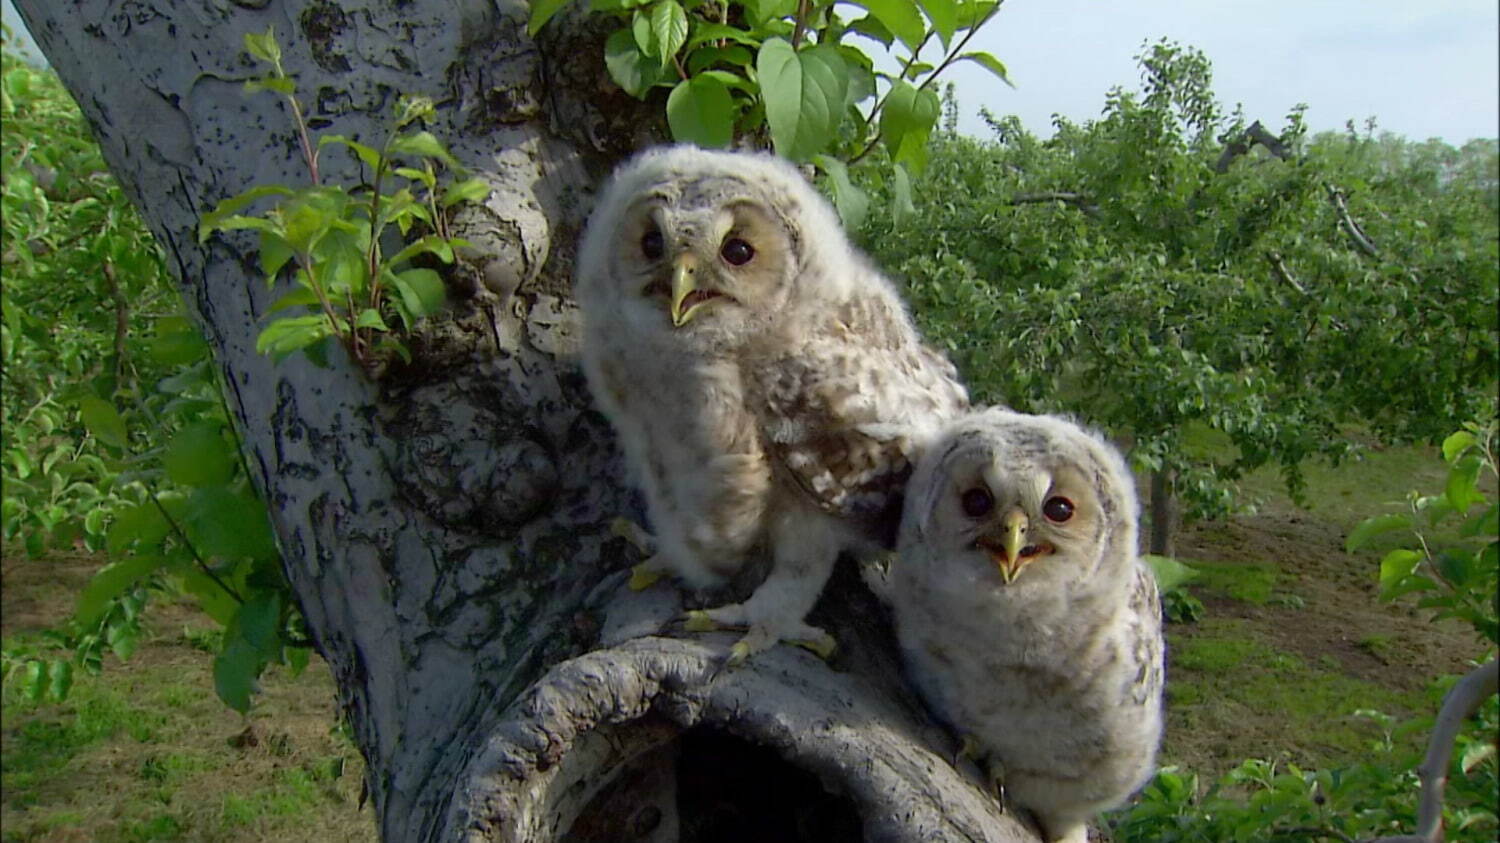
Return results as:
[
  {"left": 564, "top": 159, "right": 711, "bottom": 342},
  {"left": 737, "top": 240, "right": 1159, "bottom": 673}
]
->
[
  {"left": 199, "top": 28, "right": 486, "bottom": 374},
  {"left": 1, "top": 32, "right": 303, "bottom": 715},
  {"left": 1348, "top": 418, "right": 1500, "bottom": 647},
  {"left": 860, "top": 40, "right": 1499, "bottom": 524},
  {"left": 529, "top": 0, "right": 1009, "bottom": 221},
  {"left": 1113, "top": 688, "right": 1500, "bottom": 841},
  {"left": 1143, "top": 554, "right": 1205, "bottom": 623}
]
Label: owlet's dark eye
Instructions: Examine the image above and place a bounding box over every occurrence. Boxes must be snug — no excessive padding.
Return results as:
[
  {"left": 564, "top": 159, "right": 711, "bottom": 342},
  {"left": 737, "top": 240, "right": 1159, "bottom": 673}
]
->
[
  {"left": 720, "top": 237, "right": 754, "bottom": 266},
  {"left": 1043, "top": 496, "right": 1075, "bottom": 523},
  {"left": 960, "top": 487, "right": 994, "bottom": 518},
  {"left": 641, "top": 230, "right": 664, "bottom": 260}
]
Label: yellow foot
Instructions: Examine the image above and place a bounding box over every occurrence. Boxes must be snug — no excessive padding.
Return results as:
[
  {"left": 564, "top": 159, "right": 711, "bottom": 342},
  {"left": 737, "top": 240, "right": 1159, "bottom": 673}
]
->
[
  {"left": 682, "top": 609, "right": 721, "bottom": 633},
  {"left": 609, "top": 517, "right": 655, "bottom": 554},
  {"left": 628, "top": 562, "right": 667, "bottom": 591}
]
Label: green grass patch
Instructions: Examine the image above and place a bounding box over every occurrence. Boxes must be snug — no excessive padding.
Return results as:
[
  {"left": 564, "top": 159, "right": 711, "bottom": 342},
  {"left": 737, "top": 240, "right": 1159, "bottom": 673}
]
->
[
  {"left": 1184, "top": 559, "right": 1279, "bottom": 605},
  {"left": 1162, "top": 617, "right": 1428, "bottom": 776}
]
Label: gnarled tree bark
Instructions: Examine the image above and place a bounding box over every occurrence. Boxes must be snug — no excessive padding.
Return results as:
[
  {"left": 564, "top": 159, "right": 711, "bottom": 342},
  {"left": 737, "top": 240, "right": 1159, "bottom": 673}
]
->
[{"left": 14, "top": 1, "right": 1034, "bottom": 840}]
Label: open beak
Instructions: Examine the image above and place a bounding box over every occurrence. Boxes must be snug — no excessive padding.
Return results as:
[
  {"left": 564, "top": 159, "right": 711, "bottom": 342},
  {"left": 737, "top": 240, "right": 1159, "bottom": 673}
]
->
[
  {"left": 977, "top": 508, "right": 1051, "bottom": 584},
  {"left": 670, "top": 253, "right": 704, "bottom": 327}
]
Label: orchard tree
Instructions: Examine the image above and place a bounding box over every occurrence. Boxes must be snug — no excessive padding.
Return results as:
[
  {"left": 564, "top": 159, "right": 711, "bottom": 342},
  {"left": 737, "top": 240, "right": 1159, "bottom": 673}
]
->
[
  {"left": 865, "top": 42, "right": 1499, "bottom": 556},
  {"left": 11, "top": 1, "right": 1034, "bottom": 841}
]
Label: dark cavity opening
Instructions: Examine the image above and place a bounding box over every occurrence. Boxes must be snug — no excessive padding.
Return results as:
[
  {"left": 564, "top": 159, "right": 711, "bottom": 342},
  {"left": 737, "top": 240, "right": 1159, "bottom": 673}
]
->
[{"left": 564, "top": 726, "right": 863, "bottom": 843}]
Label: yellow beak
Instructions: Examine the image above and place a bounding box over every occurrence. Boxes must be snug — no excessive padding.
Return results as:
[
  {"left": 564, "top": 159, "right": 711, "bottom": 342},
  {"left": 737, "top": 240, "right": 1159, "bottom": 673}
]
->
[
  {"left": 670, "top": 253, "right": 700, "bottom": 327},
  {"left": 999, "top": 508, "right": 1028, "bottom": 583}
]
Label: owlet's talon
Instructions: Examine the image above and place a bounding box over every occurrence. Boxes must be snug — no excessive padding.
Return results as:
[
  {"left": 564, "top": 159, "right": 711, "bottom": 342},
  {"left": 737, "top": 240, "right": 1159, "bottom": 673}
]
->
[
  {"left": 727, "top": 639, "right": 754, "bottom": 667},
  {"left": 789, "top": 633, "right": 837, "bottom": 661},
  {"left": 610, "top": 517, "right": 656, "bottom": 553},
  {"left": 682, "top": 609, "right": 721, "bottom": 633},
  {"left": 628, "top": 562, "right": 667, "bottom": 591}
]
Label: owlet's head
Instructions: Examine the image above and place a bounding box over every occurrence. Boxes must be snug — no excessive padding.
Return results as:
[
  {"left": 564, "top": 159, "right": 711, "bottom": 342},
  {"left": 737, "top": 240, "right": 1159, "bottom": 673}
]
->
[
  {"left": 576, "top": 145, "right": 850, "bottom": 345},
  {"left": 901, "top": 408, "right": 1139, "bottom": 589}
]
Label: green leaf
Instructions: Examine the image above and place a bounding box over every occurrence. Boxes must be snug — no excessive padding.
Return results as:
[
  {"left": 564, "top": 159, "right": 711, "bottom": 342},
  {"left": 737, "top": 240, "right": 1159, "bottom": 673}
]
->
[
  {"left": 24, "top": 661, "right": 45, "bottom": 703},
  {"left": 243, "top": 27, "right": 283, "bottom": 68},
  {"left": 268, "top": 287, "right": 323, "bottom": 314},
  {"left": 238, "top": 592, "right": 284, "bottom": 659},
  {"left": 106, "top": 502, "right": 171, "bottom": 555},
  {"left": 605, "top": 29, "right": 666, "bottom": 98},
  {"left": 441, "top": 176, "right": 491, "bottom": 208},
  {"left": 667, "top": 75, "right": 736, "bottom": 148},
  {"left": 650, "top": 0, "right": 689, "bottom": 68},
  {"left": 164, "top": 421, "right": 236, "bottom": 488},
  {"left": 891, "top": 161, "right": 916, "bottom": 226},
  {"left": 213, "top": 635, "right": 260, "bottom": 714},
  {"left": 1377, "top": 548, "right": 1423, "bottom": 594},
  {"left": 1383, "top": 573, "right": 1438, "bottom": 601},
  {"left": 198, "top": 185, "right": 296, "bottom": 242},
  {"left": 106, "top": 618, "right": 139, "bottom": 661},
  {"left": 957, "top": 50, "right": 1014, "bottom": 87},
  {"left": 1444, "top": 456, "right": 1482, "bottom": 512},
  {"left": 847, "top": 15, "right": 894, "bottom": 47},
  {"left": 390, "top": 269, "right": 447, "bottom": 322},
  {"left": 286, "top": 644, "right": 311, "bottom": 677},
  {"left": 744, "top": 0, "right": 796, "bottom": 27},
  {"left": 813, "top": 155, "right": 869, "bottom": 228},
  {"left": 1142, "top": 554, "right": 1199, "bottom": 593},
  {"left": 84, "top": 507, "right": 107, "bottom": 537},
  {"left": 1461, "top": 740, "right": 1497, "bottom": 774},
  {"left": 527, "top": 0, "right": 572, "bottom": 37},
  {"left": 849, "top": 0, "right": 927, "bottom": 52},
  {"left": 1345, "top": 513, "right": 1411, "bottom": 553},
  {"left": 244, "top": 77, "right": 296, "bottom": 97},
  {"left": 183, "top": 487, "right": 279, "bottom": 563},
  {"left": 687, "top": 46, "right": 756, "bottom": 75},
  {"left": 387, "top": 131, "right": 457, "bottom": 168},
  {"left": 355, "top": 309, "right": 389, "bottom": 331},
  {"left": 880, "top": 79, "right": 940, "bottom": 173},
  {"left": 46, "top": 659, "right": 73, "bottom": 701},
  {"left": 78, "top": 395, "right": 128, "bottom": 448},
  {"left": 918, "top": 0, "right": 959, "bottom": 46},
  {"left": 388, "top": 235, "right": 456, "bottom": 269},
  {"left": 1435, "top": 549, "right": 1477, "bottom": 588},
  {"left": 317, "top": 134, "right": 383, "bottom": 172},
  {"left": 1461, "top": 503, "right": 1498, "bottom": 539},
  {"left": 256, "top": 314, "right": 335, "bottom": 362},
  {"left": 149, "top": 320, "right": 211, "bottom": 366},
  {"left": 1441, "top": 430, "right": 1478, "bottom": 463},
  {"left": 76, "top": 554, "right": 168, "bottom": 630},
  {"left": 686, "top": 24, "right": 762, "bottom": 50},
  {"left": 758, "top": 39, "right": 849, "bottom": 162}
]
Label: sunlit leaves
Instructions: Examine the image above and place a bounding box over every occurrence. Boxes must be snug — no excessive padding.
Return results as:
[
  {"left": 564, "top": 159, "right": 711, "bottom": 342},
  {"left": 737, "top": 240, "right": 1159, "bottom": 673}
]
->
[
  {"left": 605, "top": 29, "right": 665, "bottom": 98},
  {"left": 957, "top": 50, "right": 1013, "bottom": 87},
  {"left": 848, "top": 0, "right": 926, "bottom": 52},
  {"left": 880, "top": 79, "right": 940, "bottom": 172},
  {"left": 527, "top": 0, "right": 573, "bottom": 36},
  {"left": 667, "top": 74, "right": 735, "bottom": 148},
  {"left": 758, "top": 39, "right": 848, "bottom": 162},
  {"left": 649, "top": 0, "right": 688, "bottom": 69}
]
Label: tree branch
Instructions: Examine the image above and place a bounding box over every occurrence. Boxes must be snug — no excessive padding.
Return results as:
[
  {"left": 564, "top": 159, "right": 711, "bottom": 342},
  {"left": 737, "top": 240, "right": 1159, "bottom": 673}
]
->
[
  {"left": 1214, "top": 120, "right": 1293, "bottom": 173},
  {"left": 1325, "top": 184, "right": 1380, "bottom": 257},
  {"left": 1365, "top": 659, "right": 1499, "bottom": 843}
]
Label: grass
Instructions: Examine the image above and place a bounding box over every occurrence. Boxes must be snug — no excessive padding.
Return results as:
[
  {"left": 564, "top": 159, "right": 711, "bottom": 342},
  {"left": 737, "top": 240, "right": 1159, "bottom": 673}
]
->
[{"left": 1, "top": 570, "right": 375, "bottom": 843}]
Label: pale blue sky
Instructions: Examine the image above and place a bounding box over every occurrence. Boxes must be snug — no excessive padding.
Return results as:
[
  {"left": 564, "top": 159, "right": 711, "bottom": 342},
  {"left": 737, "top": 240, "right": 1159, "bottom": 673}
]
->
[
  {"left": 5, "top": 0, "right": 1497, "bottom": 143},
  {"left": 941, "top": 0, "right": 1499, "bottom": 143}
]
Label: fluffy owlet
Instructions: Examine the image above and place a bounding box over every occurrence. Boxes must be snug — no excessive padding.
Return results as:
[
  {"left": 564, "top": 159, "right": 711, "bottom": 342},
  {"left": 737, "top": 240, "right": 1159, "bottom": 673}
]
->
[
  {"left": 890, "top": 408, "right": 1163, "bottom": 843},
  {"left": 575, "top": 145, "right": 968, "bottom": 661}
]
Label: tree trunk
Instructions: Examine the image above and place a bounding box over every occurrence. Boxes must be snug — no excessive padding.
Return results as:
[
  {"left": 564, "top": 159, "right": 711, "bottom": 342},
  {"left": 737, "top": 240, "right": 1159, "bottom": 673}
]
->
[
  {"left": 1148, "top": 470, "right": 1176, "bottom": 558},
  {"left": 14, "top": 2, "right": 1035, "bottom": 840}
]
